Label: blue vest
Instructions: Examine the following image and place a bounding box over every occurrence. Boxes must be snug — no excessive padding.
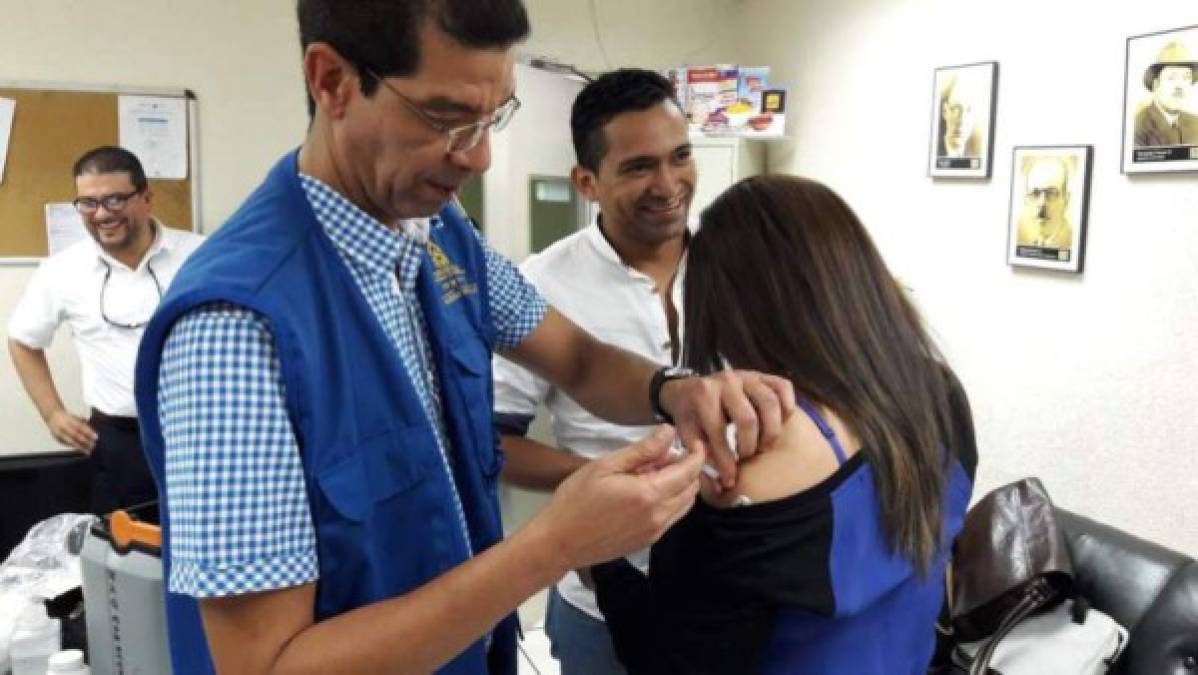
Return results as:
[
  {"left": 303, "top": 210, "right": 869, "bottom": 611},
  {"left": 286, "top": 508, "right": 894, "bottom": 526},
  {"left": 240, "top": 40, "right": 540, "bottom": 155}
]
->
[{"left": 135, "top": 151, "right": 516, "bottom": 674}]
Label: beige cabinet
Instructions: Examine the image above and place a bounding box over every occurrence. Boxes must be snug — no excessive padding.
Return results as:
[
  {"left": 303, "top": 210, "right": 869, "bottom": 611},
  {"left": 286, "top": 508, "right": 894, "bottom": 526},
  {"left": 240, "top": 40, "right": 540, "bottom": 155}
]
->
[{"left": 689, "top": 135, "right": 767, "bottom": 222}]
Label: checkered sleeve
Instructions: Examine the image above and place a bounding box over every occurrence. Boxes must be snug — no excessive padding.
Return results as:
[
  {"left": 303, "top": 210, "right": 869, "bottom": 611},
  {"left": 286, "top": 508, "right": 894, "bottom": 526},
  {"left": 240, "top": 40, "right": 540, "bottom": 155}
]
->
[
  {"left": 157, "top": 302, "right": 318, "bottom": 598},
  {"left": 475, "top": 231, "right": 548, "bottom": 351}
]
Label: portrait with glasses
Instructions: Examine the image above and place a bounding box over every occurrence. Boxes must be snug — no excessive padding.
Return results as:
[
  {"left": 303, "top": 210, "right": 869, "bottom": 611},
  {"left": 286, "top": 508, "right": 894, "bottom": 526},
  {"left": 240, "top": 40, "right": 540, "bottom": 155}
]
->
[
  {"left": 1007, "top": 145, "right": 1093, "bottom": 273},
  {"left": 1122, "top": 25, "right": 1198, "bottom": 174}
]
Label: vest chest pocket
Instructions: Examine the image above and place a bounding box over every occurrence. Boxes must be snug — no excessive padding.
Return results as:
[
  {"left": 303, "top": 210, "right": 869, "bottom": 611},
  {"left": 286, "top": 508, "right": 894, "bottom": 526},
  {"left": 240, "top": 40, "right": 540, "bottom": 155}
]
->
[
  {"left": 313, "top": 428, "right": 463, "bottom": 610},
  {"left": 447, "top": 337, "right": 504, "bottom": 480},
  {"left": 316, "top": 429, "right": 440, "bottom": 522}
]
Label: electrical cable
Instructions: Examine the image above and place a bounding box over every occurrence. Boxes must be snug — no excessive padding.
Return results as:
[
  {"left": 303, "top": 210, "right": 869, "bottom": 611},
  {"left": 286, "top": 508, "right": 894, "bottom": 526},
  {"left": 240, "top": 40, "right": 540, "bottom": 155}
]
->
[{"left": 587, "top": 0, "right": 613, "bottom": 69}]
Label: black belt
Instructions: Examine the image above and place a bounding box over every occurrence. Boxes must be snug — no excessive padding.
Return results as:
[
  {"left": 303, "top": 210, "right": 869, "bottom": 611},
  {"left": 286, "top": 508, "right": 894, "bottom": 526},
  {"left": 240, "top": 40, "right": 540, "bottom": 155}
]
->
[{"left": 90, "top": 409, "right": 140, "bottom": 432}]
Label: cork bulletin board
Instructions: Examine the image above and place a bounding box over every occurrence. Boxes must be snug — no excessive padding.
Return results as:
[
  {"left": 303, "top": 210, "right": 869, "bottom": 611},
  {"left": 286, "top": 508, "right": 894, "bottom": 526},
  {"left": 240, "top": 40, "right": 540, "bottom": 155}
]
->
[{"left": 0, "top": 82, "right": 199, "bottom": 262}]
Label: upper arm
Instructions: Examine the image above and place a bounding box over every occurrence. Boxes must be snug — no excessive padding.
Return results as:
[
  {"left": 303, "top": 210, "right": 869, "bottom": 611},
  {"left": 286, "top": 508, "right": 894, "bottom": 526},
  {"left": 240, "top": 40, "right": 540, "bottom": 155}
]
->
[
  {"left": 705, "top": 409, "right": 856, "bottom": 508},
  {"left": 159, "top": 304, "right": 318, "bottom": 599},
  {"left": 501, "top": 307, "right": 599, "bottom": 391},
  {"left": 473, "top": 232, "right": 605, "bottom": 393},
  {"left": 199, "top": 583, "right": 315, "bottom": 675},
  {"left": 492, "top": 352, "right": 551, "bottom": 415}
]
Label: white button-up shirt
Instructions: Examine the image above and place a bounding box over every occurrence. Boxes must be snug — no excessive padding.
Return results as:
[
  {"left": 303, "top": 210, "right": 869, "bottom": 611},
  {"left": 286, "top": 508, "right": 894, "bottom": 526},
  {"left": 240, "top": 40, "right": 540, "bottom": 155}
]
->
[
  {"left": 493, "top": 221, "right": 685, "bottom": 619},
  {"left": 8, "top": 221, "right": 205, "bottom": 416}
]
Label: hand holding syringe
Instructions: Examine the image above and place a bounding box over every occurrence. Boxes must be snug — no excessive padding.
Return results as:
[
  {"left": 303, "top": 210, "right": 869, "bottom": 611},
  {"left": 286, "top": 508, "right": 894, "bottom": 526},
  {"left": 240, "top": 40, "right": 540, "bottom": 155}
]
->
[{"left": 667, "top": 424, "right": 753, "bottom": 507}]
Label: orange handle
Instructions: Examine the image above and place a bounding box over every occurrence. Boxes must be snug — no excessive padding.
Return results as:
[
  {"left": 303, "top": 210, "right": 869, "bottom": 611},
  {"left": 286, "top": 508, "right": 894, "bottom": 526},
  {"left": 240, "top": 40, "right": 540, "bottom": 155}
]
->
[{"left": 110, "top": 509, "right": 162, "bottom": 550}]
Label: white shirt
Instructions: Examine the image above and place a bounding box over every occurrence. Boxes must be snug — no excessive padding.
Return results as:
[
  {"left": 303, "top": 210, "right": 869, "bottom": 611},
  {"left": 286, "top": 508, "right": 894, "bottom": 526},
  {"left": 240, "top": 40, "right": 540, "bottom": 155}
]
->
[
  {"left": 492, "top": 222, "right": 684, "bottom": 619},
  {"left": 8, "top": 221, "right": 205, "bottom": 416}
]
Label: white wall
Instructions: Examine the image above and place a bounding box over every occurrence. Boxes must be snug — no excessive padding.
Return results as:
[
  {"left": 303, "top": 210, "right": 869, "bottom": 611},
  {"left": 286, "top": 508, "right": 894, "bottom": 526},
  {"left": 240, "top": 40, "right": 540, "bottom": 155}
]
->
[
  {"left": 735, "top": 0, "right": 1198, "bottom": 555},
  {"left": 0, "top": 0, "right": 308, "bottom": 454},
  {"left": 484, "top": 64, "right": 584, "bottom": 260},
  {"left": 521, "top": 0, "right": 744, "bottom": 73}
]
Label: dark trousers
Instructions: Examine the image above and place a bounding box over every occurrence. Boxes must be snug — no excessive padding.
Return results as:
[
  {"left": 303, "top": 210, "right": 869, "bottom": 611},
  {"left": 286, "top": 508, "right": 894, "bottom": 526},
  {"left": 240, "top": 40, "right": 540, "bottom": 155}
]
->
[{"left": 88, "top": 410, "right": 157, "bottom": 515}]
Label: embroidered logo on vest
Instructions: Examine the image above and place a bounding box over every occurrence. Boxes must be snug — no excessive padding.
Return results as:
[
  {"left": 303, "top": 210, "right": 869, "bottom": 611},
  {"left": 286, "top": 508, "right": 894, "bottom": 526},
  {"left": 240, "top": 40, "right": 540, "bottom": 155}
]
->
[{"left": 428, "top": 240, "right": 478, "bottom": 305}]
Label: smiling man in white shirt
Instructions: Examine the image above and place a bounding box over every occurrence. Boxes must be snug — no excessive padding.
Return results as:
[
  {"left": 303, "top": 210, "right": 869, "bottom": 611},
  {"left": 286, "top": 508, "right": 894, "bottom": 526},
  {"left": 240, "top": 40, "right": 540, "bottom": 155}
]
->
[
  {"left": 7, "top": 146, "right": 204, "bottom": 514},
  {"left": 492, "top": 68, "right": 695, "bottom": 674}
]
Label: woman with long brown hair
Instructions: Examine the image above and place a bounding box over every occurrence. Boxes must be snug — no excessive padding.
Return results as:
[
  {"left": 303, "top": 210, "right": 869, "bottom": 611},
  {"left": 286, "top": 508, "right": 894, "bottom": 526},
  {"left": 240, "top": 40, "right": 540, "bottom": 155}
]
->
[{"left": 593, "top": 174, "right": 977, "bottom": 674}]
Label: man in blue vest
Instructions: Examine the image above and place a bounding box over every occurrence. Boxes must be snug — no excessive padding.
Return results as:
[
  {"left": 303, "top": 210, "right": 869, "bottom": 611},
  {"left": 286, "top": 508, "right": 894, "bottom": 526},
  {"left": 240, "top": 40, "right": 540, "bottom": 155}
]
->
[{"left": 134, "top": 1, "right": 795, "bottom": 673}]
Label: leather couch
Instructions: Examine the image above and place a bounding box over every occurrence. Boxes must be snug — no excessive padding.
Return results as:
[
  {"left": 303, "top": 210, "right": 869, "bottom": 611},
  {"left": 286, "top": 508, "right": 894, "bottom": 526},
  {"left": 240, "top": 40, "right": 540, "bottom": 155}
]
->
[
  {"left": 0, "top": 450, "right": 92, "bottom": 559},
  {"left": 1057, "top": 507, "right": 1198, "bottom": 674}
]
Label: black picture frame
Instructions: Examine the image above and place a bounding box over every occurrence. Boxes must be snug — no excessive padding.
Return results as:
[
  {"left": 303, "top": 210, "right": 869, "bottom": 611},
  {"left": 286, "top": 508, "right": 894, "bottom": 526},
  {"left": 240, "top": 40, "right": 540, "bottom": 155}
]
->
[
  {"left": 1121, "top": 25, "right": 1198, "bottom": 174},
  {"left": 927, "top": 61, "right": 998, "bottom": 179},
  {"left": 1006, "top": 145, "right": 1093, "bottom": 274}
]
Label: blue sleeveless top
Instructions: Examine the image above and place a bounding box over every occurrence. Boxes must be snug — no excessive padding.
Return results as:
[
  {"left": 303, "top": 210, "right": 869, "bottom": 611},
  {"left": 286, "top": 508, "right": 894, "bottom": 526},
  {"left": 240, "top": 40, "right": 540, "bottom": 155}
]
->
[{"left": 593, "top": 382, "right": 977, "bottom": 674}]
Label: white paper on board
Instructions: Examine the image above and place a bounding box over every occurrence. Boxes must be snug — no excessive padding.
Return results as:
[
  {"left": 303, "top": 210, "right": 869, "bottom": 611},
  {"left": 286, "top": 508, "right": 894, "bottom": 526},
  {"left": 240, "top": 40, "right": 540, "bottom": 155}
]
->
[
  {"left": 0, "top": 97, "right": 16, "bottom": 184},
  {"left": 118, "top": 95, "right": 188, "bottom": 179},
  {"left": 45, "top": 202, "right": 89, "bottom": 256}
]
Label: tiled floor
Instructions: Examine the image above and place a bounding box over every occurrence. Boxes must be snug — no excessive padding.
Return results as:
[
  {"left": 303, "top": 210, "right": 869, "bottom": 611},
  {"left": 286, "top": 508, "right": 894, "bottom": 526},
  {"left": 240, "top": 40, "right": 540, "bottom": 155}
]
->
[
  {"left": 517, "top": 624, "right": 560, "bottom": 674},
  {"left": 519, "top": 586, "right": 549, "bottom": 627},
  {"left": 503, "top": 411, "right": 564, "bottom": 673},
  {"left": 501, "top": 482, "right": 559, "bottom": 673}
]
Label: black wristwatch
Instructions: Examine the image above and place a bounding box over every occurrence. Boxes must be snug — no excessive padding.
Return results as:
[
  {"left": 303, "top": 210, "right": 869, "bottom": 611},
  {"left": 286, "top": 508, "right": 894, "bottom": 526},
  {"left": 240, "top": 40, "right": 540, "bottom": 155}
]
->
[{"left": 649, "top": 366, "right": 696, "bottom": 425}]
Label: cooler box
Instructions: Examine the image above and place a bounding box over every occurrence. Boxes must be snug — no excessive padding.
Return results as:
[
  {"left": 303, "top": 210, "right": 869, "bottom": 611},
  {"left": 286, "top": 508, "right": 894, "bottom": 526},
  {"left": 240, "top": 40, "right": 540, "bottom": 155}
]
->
[{"left": 79, "top": 506, "right": 172, "bottom": 675}]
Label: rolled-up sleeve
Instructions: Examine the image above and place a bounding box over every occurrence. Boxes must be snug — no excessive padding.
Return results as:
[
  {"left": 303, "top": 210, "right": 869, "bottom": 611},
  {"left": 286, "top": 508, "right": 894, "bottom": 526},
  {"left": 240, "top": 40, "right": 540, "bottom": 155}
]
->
[
  {"left": 7, "top": 262, "right": 61, "bottom": 349},
  {"left": 476, "top": 232, "right": 548, "bottom": 351},
  {"left": 492, "top": 352, "right": 551, "bottom": 436}
]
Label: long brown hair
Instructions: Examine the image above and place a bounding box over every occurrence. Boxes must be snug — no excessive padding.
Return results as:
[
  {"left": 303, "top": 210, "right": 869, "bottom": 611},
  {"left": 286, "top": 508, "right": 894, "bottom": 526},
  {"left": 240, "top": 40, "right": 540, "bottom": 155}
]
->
[{"left": 683, "top": 174, "right": 957, "bottom": 572}]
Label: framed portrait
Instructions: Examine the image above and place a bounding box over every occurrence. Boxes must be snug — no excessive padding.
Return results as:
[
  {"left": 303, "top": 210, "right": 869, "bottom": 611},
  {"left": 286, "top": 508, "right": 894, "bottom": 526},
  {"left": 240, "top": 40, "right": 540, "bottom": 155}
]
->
[
  {"left": 1006, "top": 146, "right": 1093, "bottom": 273},
  {"left": 1121, "top": 25, "right": 1198, "bottom": 174},
  {"left": 927, "top": 61, "right": 998, "bottom": 179}
]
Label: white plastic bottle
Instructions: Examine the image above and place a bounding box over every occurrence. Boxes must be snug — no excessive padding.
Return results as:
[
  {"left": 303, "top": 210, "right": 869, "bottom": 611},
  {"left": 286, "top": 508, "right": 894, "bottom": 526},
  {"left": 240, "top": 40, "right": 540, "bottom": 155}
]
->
[
  {"left": 46, "top": 649, "right": 90, "bottom": 674},
  {"left": 8, "top": 604, "right": 60, "bottom": 675}
]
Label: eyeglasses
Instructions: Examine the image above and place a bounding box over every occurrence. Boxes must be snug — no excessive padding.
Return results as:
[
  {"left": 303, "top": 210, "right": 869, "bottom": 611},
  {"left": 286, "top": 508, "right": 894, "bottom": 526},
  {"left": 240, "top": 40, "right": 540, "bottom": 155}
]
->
[
  {"left": 100, "top": 261, "right": 162, "bottom": 330},
  {"left": 1025, "top": 187, "right": 1062, "bottom": 202},
  {"left": 74, "top": 190, "right": 143, "bottom": 215},
  {"left": 363, "top": 67, "right": 521, "bottom": 154}
]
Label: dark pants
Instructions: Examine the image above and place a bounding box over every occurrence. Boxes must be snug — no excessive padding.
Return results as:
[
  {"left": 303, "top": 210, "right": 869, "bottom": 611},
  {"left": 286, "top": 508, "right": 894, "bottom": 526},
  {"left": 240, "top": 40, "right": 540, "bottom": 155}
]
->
[{"left": 88, "top": 410, "right": 157, "bottom": 515}]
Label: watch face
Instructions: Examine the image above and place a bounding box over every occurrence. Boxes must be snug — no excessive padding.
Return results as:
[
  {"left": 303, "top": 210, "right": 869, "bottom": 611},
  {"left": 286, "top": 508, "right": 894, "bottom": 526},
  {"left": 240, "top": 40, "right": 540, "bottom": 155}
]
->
[{"left": 664, "top": 367, "right": 696, "bottom": 378}]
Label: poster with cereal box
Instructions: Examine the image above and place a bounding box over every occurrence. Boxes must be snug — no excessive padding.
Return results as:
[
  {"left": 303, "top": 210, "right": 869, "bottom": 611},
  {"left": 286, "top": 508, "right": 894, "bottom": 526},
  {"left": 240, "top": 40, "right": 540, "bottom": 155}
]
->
[{"left": 681, "top": 65, "right": 785, "bottom": 137}]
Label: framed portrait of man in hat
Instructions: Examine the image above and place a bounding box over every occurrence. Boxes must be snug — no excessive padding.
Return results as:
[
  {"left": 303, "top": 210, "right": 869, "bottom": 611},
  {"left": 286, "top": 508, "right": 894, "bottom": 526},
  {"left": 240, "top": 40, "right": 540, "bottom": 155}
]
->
[
  {"left": 1007, "top": 145, "right": 1093, "bottom": 273},
  {"left": 1122, "top": 25, "right": 1198, "bottom": 174},
  {"left": 927, "top": 61, "right": 998, "bottom": 179}
]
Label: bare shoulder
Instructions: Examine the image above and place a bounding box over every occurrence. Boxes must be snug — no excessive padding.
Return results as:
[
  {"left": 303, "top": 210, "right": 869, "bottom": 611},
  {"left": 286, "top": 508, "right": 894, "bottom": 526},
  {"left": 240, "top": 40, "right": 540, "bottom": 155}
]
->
[{"left": 702, "top": 405, "right": 861, "bottom": 508}]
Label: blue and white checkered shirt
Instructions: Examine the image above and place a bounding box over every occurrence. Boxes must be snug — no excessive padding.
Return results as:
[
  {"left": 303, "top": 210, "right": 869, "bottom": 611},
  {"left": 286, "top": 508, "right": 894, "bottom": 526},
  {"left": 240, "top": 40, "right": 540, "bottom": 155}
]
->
[{"left": 158, "top": 173, "right": 547, "bottom": 598}]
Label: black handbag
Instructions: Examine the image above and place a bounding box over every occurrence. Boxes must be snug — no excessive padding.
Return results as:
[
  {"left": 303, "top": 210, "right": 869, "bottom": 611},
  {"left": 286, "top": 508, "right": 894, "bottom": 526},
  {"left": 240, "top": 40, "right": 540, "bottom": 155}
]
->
[{"left": 944, "top": 477, "right": 1075, "bottom": 675}]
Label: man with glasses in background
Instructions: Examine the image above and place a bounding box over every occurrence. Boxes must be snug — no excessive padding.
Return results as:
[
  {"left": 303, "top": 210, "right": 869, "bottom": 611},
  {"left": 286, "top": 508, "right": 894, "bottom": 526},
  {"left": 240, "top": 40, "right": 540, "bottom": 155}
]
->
[
  {"left": 7, "top": 145, "right": 204, "bottom": 515},
  {"left": 132, "top": 1, "right": 793, "bottom": 673}
]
